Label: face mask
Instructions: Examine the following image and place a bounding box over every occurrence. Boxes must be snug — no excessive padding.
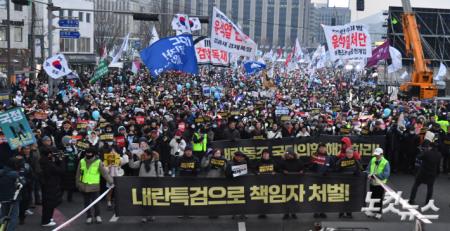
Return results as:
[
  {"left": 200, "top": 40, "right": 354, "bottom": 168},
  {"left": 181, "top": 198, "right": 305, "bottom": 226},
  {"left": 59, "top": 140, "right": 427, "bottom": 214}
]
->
[{"left": 86, "top": 154, "right": 94, "bottom": 159}]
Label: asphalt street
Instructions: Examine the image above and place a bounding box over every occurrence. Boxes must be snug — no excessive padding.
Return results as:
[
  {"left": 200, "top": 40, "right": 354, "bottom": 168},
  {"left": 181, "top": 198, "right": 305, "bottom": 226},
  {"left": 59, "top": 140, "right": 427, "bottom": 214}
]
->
[{"left": 16, "top": 173, "right": 450, "bottom": 231}]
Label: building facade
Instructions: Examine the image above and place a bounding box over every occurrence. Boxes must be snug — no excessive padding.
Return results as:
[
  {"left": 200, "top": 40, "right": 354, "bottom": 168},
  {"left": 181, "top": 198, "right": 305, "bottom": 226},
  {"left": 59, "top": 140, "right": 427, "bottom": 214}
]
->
[
  {"left": 34, "top": 0, "right": 95, "bottom": 67},
  {"left": 160, "top": 0, "right": 312, "bottom": 49},
  {"left": 0, "top": 1, "right": 31, "bottom": 74},
  {"left": 309, "top": 4, "right": 351, "bottom": 46}
]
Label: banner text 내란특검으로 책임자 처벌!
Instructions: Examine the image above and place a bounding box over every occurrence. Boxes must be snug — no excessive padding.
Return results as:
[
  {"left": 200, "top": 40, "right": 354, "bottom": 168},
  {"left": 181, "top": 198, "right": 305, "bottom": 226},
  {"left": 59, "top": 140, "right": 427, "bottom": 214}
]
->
[{"left": 114, "top": 174, "right": 367, "bottom": 216}]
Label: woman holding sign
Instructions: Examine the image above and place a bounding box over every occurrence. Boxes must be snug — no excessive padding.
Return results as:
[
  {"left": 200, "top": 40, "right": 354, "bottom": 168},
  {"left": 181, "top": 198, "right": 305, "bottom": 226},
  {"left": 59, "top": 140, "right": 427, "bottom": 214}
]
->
[{"left": 226, "top": 151, "right": 250, "bottom": 220}]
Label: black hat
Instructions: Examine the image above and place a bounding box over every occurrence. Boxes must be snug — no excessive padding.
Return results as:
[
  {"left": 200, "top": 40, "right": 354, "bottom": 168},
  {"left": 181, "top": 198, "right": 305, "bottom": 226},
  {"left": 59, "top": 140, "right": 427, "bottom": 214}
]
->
[
  {"left": 234, "top": 151, "right": 246, "bottom": 157},
  {"left": 185, "top": 145, "right": 193, "bottom": 151}
]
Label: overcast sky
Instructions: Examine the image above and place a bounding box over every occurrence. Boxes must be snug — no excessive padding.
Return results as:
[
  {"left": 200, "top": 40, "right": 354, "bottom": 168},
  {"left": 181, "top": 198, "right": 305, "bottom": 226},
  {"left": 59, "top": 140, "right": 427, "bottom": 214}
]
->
[{"left": 312, "top": 0, "right": 450, "bottom": 21}]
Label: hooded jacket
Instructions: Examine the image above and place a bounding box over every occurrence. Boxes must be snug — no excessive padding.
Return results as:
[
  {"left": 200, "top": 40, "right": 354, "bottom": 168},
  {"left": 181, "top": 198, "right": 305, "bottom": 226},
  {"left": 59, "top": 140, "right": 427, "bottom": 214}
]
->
[{"left": 338, "top": 137, "right": 361, "bottom": 160}]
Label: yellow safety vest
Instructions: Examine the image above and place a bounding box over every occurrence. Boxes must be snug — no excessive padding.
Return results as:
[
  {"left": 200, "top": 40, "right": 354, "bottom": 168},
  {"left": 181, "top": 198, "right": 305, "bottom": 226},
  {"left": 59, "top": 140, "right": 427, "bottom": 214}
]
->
[
  {"left": 192, "top": 133, "right": 207, "bottom": 152},
  {"left": 369, "top": 157, "right": 388, "bottom": 184},
  {"left": 80, "top": 159, "right": 101, "bottom": 185}
]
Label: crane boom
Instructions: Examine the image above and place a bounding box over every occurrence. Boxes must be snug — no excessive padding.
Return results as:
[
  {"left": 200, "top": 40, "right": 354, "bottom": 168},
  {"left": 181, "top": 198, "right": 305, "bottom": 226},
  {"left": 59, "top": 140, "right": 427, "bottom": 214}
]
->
[{"left": 399, "top": 0, "right": 437, "bottom": 99}]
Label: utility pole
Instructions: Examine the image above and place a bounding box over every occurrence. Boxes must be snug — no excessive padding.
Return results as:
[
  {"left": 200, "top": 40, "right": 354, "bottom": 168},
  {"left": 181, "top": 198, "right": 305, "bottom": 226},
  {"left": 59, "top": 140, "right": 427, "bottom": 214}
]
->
[
  {"left": 29, "top": 1, "right": 36, "bottom": 79},
  {"left": 47, "top": 0, "right": 54, "bottom": 97},
  {"left": 6, "top": 0, "right": 12, "bottom": 94}
]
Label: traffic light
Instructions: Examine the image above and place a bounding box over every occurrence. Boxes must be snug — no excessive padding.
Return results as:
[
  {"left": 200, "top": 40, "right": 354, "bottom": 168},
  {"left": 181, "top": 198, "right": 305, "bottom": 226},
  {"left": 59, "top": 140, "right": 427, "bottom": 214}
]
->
[
  {"left": 11, "top": 0, "right": 30, "bottom": 5},
  {"left": 132, "top": 13, "right": 159, "bottom": 21},
  {"left": 357, "top": 0, "right": 364, "bottom": 11}
]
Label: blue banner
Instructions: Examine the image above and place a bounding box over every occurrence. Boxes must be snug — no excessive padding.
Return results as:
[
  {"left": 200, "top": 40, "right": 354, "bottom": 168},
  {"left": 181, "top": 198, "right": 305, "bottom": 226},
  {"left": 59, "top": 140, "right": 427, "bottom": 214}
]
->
[
  {"left": 0, "top": 108, "right": 36, "bottom": 150},
  {"left": 140, "top": 34, "right": 198, "bottom": 77},
  {"left": 244, "top": 61, "right": 266, "bottom": 75}
]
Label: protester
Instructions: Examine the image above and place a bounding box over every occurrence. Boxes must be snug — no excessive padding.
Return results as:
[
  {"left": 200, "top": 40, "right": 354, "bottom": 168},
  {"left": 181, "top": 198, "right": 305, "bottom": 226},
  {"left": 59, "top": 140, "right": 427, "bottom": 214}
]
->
[
  {"left": 61, "top": 136, "right": 78, "bottom": 202},
  {"left": 310, "top": 143, "right": 333, "bottom": 219},
  {"left": 226, "top": 151, "right": 250, "bottom": 220},
  {"left": 75, "top": 147, "right": 113, "bottom": 224},
  {"left": 365, "top": 148, "right": 390, "bottom": 220},
  {"left": 39, "top": 148, "right": 65, "bottom": 227},
  {"left": 176, "top": 145, "right": 200, "bottom": 177},
  {"left": 201, "top": 149, "right": 228, "bottom": 178},
  {"left": 280, "top": 149, "right": 304, "bottom": 220},
  {"left": 0, "top": 158, "right": 21, "bottom": 231},
  {"left": 128, "top": 149, "right": 164, "bottom": 222},
  {"left": 335, "top": 147, "right": 363, "bottom": 218},
  {"left": 408, "top": 132, "right": 441, "bottom": 205}
]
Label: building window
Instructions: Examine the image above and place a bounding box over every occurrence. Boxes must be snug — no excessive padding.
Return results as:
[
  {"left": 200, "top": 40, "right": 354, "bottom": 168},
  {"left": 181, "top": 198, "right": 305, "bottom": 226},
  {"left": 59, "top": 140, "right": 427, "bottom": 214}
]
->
[
  {"left": 79, "top": 12, "right": 83, "bottom": 22},
  {"left": 68, "top": 10, "right": 73, "bottom": 17},
  {"left": 14, "top": 27, "right": 22, "bottom": 42},
  {"left": 60, "top": 38, "right": 76, "bottom": 52},
  {"left": 86, "top": 13, "right": 91, "bottom": 23},
  {"left": 59, "top": 9, "right": 64, "bottom": 17},
  {"left": 14, "top": 4, "right": 22, "bottom": 11},
  {"left": 77, "top": 37, "right": 90, "bottom": 53},
  {"left": 0, "top": 27, "right": 6, "bottom": 41}
]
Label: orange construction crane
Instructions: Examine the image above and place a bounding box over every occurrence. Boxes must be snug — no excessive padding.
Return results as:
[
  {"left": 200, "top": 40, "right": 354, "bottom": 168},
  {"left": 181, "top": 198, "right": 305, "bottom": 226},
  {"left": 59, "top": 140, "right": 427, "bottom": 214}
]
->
[{"left": 398, "top": 0, "right": 438, "bottom": 99}]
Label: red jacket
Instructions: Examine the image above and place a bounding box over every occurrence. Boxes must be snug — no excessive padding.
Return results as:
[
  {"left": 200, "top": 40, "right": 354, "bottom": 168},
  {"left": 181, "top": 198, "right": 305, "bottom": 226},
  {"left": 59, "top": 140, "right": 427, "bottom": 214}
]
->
[{"left": 338, "top": 137, "right": 361, "bottom": 160}]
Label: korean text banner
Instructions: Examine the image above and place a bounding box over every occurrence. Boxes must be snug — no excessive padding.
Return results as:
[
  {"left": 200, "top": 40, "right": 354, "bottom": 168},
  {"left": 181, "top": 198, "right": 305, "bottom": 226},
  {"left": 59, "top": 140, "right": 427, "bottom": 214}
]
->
[
  {"left": 211, "top": 7, "right": 257, "bottom": 58},
  {"left": 115, "top": 174, "right": 367, "bottom": 216},
  {"left": 0, "top": 107, "right": 36, "bottom": 150},
  {"left": 322, "top": 24, "right": 372, "bottom": 60},
  {"left": 194, "top": 37, "right": 230, "bottom": 66},
  {"left": 140, "top": 34, "right": 198, "bottom": 77},
  {"left": 210, "top": 135, "right": 385, "bottom": 164}
]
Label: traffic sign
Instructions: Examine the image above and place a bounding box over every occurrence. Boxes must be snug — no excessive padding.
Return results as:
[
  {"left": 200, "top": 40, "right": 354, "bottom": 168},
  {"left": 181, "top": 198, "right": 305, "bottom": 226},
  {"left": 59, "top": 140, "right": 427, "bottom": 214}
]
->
[
  {"left": 60, "top": 31, "right": 80, "bottom": 39},
  {"left": 58, "top": 19, "right": 79, "bottom": 28}
]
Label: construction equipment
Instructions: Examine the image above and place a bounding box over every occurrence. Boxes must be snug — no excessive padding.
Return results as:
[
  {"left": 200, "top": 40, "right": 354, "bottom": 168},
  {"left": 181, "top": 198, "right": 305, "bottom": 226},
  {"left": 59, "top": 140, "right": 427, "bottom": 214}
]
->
[{"left": 399, "top": 0, "right": 438, "bottom": 99}]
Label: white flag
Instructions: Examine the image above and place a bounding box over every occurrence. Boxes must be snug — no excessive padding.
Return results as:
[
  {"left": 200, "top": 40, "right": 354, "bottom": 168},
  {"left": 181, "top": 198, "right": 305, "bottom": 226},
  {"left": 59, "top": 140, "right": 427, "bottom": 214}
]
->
[
  {"left": 43, "top": 54, "right": 72, "bottom": 79},
  {"left": 294, "top": 38, "right": 303, "bottom": 60},
  {"left": 111, "top": 33, "right": 130, "bottom": 65},
  {"left": 400, "top": 71, "right": 409, "bottom": 80},
  {"left": 171, "top": 14, "right": 191, "bottom": 34},
  {"left": 149, "top": 26, "right": 159, "bottom": 46},
  {"left": 190, "top": 17, "right": 202, "bottom": 31},
  {"left": 131, "top": 60, "right": 141, "bottom": 74},
  {"left": 388, "top": 46, "right": 402, "bottom": 74},
  {"left": 434, "top": 62, "right": 447, "bottom": 80}
]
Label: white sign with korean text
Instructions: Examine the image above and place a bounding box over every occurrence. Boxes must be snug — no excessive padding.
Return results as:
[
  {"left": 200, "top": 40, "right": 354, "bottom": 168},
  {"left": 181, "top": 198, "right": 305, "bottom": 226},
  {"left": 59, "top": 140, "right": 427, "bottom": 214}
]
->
[
  {"left": 195, "top": 37, "right": 230, "bottom": 66},
  {"left": 211, "top": 7, "right": 257, "bottom": 58},
  {"left": 322, "top": 24, "right": 372, "bottom": 61},
  {"left": 231, "top": 164, "right": 248, "bottom": 177}
]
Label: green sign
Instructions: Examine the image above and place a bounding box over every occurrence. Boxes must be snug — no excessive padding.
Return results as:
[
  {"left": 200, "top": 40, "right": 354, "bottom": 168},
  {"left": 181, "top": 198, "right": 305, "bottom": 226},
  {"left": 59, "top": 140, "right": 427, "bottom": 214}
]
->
[
  {"left": 0, "top": 107, "right": 36, "bottom": 150},
  {"left": 90, "top": 59, "right": 109, "bottom": 84}
]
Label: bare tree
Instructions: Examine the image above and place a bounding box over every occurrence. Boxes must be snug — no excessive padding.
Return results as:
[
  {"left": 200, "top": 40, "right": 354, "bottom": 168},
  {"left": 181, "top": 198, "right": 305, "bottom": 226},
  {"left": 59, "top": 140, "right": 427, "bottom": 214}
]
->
[{"left": 94, "top": 11, "right": 122, "bottom": 56}]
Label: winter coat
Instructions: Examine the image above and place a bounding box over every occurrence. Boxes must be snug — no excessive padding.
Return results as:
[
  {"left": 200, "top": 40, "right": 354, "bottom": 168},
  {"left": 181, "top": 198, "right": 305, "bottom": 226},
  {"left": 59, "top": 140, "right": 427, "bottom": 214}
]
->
[
  {"left": 338, "top": 137, "right": 361, "bottom": 160},
  {"left": 335, "top": 157, "right": 362, "bottom": 175},
  {"left": 309, "top": 153, "right": 334, "bottom": 174},
  {"left": 255, "top": 158, "right": 278, "bottom": 174},
  {"left": 169, "top": 138, "right": 186, "bottom": 156},
  {"left": 281, "top": 158, "right": 304, "bottom": 174},
  {"left": 222, "top": 128, "right": 241, "bottom": 141},
  {"left": 177, "top": 155, "right": 200, "bottom": 177},
  {"left": 201, "top": 155, "right": 227, "bottom": 178},
  {"left": 39, "top": 156, "right": 65, "bottom": 208},
  {"left": 0, "top": 166, "right": 19, "bottom": 201},
  {"left": 129, "top": 159, "right": 164, "bottom": 177},
  {"left": 61, "top": 146, "right": 79, "bottom": 191},
  {"left": 75, "top": 156, "right": 113, "bottom": 193},
  {"left": 416, "top": 147, "right": 441, "bottom": 183}
]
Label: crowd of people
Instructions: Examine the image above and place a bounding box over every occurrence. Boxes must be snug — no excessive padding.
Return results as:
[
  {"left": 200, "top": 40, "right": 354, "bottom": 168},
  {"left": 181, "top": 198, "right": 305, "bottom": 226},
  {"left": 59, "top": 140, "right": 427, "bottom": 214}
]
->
[{"left": 0, "top": 63, "right": 449, "bottom": 229}]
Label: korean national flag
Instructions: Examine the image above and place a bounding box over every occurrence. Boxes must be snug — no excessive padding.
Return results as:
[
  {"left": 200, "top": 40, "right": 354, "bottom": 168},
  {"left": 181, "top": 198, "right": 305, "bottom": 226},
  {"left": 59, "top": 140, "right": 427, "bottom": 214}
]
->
[
  {"left": 43, "top": 54, "right": 72, "bottom": 79},
  {"left": 244, "top": 61, "right": 266, "bottom": 75},
  {"left": 139, "top": 34, "right": 198, "bottom": 77}
]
